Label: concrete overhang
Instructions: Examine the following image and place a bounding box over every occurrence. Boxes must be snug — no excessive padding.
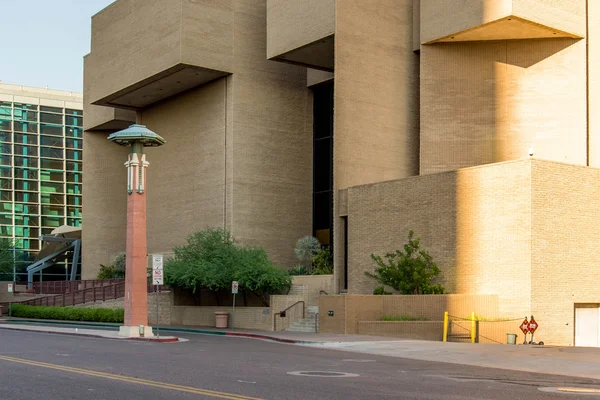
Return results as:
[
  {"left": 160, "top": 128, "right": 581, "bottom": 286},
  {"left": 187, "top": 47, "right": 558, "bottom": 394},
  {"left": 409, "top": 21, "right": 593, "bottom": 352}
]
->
[
  {"left": 86, "top": 0, "right": 233, "bottom": 110},
  {"left": 421, "top": 0, "right": 585, "bottom": 44},
  {"left": 267, "top": 0, "right": 335, "bottom": 71}
]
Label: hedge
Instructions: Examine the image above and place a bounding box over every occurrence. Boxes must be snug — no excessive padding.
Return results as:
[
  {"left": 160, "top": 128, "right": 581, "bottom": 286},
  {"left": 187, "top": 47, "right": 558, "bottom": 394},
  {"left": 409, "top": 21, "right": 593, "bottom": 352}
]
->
[{"left": 9, "top": 304, "right": 124, "bottom": 323}]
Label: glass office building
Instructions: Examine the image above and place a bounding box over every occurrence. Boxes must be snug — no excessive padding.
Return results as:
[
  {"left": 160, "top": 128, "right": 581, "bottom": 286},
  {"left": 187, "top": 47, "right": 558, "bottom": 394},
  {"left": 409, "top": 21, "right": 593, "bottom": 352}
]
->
[{"left": 0, "top": 84, "right": 83, "bottom": 282}]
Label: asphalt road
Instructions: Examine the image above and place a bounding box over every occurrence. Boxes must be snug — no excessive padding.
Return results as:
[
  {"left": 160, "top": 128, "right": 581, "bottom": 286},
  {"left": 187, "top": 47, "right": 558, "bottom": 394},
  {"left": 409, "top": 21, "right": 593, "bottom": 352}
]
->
[{"left": 1, "top": 329, "right": 599, "bottom": 399}]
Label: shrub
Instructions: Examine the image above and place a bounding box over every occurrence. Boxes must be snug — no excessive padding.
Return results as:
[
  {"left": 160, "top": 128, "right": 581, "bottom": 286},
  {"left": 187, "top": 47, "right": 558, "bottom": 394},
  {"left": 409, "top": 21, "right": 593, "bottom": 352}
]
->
[
  {"left": 373, "top": 286, "right": 392, "bottom": 295},
  {"left": 312, "top": 247, "right": 333, "bottom": 275},
  {"left": 97, "top": 253, "right": 126, "bottom": 279},
  {"left": 9, "top": 304, "right": 124, "bottom": 323},
  {"left": 366, "top": 230, "right": 445, "bottom": 295},
  {"left": 165, "top": 228, "right": 291, "bottom": 306},
  {"left": 294, "top": 236, "right": 321, "bottom": 271},
  {"left": 381, "top": 314, "right": 428, "bottom": 321},
  {"left": 289, "top": 265, "right": 309, "bottom": 276}
]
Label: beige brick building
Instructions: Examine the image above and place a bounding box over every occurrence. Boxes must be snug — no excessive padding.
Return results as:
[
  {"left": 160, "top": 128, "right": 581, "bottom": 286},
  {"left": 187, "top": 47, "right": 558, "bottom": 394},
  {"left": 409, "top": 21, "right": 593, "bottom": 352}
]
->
[{"left": 84, "top": 0, "right": 600, "bottom": 346}]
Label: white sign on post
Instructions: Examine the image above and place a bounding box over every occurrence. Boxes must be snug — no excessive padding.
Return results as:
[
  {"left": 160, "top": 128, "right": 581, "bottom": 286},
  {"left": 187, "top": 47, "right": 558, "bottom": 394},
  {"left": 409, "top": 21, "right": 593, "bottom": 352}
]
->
[
  {"left": 152, "top": 254, "right": 163, "bottom": 270},
  {"left": 152, "top": 254, "right": 164, "bottom": 285},
  {"left": 152, "top": 269, "right": 164, "bottom": 285},
  {"left": 7, "top": 284, "right": 13, "bottom": 293},
  {"left": 232, "top": 281, "right": 239, "bottom": 294}
]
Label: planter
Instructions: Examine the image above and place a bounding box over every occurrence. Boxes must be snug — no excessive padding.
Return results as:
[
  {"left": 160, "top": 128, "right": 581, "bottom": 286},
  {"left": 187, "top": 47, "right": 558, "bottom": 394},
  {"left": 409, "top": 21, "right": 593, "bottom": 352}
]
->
[{"left": 215, "top": 312, "right": 229, "bottom": 328}]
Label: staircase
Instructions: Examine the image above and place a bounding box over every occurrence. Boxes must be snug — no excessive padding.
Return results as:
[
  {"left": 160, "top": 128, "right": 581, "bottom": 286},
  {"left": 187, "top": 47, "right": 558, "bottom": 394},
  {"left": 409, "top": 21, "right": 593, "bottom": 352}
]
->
[
  {"left": 288, "top": 284, "right": 306, "bottom": 297},
  {"left": 286, "top": 306, "right": 319, "bottom": 332}
]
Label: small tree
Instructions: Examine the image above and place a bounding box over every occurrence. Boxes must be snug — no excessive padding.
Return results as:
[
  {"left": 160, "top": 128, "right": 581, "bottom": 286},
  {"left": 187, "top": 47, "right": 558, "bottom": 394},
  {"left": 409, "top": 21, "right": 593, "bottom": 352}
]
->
[
  {"left": 97, "top": 253, "right": 126, "bottom": 279},
  {"left": 294, "top": 236, "right": 321, "bottom": 271},
  {"left": 366, "top": 230, "right": 444, "bottom": 294},
  {"left": 312, "top": 247, "right": 333, "bottom": 275}
]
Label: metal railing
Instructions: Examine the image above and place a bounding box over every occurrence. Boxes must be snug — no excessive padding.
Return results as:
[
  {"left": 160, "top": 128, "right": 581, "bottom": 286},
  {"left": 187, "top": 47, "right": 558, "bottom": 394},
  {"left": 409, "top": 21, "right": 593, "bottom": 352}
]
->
[
  {"left": 273, "top": 300, "right": 305, "bottom": 332},
  {"left": 16, "top": 281, "right": 126, "bottom": 307},
  {"left": 30, "top": 278, "right": 125, "bottom": 295}
]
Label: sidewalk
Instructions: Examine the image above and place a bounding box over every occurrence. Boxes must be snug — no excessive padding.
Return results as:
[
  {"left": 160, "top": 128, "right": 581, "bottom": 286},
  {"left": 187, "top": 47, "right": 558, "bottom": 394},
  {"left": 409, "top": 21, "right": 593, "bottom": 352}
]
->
[{"left": 2, "top": 318, "right": 600, "bottom": 380}]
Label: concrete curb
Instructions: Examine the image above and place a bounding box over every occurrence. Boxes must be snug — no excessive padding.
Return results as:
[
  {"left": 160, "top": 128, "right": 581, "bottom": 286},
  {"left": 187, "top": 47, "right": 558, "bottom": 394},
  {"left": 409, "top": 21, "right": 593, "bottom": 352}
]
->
[
  {"left": 0, "top": 324, "right": 179, "bottom": 343},
  {"left": 0, "top": 319, "right": 319, "bottom": 344}
]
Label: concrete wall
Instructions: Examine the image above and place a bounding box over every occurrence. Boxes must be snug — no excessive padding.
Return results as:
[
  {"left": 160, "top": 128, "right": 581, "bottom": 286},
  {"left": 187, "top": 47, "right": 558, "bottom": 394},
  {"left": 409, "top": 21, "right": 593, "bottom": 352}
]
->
[
  {"left": 358, "top": 321, "right": 443, "bottom": 341},
  {"left": 345, "top": 160, "right": 532, "bottom": 318},
  {"left": 266, "top": 0, "right": 335, "bottom": 59},
  {"left": 84, "top": 0, "right": 312, "bottom": 270},
  {"left": 291, "top": 275, "right": 334, "bottom": 306},
  {"left": 589, "top": 0, "right": 600, "bottom": 167},
  {"left": 420, "top": 38, "right": 586, "bottom": 175},
  {"left": 531, "top": 162, "right": 600, "bottom": 346},
  {"left": 319, "top": 294, "right": 499, "bottom": 334},
  {"left": 170, "top": 306, "right": 272, "bottom": 330},
  {"left": 333, "top": 0, "right": 419, "bottom": 291}
]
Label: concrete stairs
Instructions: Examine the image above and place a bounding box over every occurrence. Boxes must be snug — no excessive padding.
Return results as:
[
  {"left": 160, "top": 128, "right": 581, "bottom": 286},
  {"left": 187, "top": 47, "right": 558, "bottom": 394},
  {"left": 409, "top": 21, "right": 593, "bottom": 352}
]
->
[
  {"left": 288, "top": 284, "right": 307, "bottom": 297},
  {"left": 286, "top": 306, "right": 319, "bottom": 333}
]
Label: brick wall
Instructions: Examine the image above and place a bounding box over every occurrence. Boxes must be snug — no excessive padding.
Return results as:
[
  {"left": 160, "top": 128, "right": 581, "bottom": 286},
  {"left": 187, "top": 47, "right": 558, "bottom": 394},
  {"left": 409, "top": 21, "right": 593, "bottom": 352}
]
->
[
  {"left": 358, "top": 321, "right": 443, "bottom": 341},
  {"left": 170, "top": 306, "right": 272, "bottom": 331},
  {"left": 531, "top": 162, "right": 600, "bottom": 346},
  {"left": 292, "top": 275, "right": 334, "bottom": 306}
]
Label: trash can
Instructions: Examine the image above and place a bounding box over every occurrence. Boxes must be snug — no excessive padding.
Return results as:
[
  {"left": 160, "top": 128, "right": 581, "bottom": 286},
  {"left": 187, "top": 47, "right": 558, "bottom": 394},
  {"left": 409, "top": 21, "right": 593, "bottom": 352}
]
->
[
  {"left": 506, "top": 333, "right": 517, "bottom": 345},
  {"left": 215, "top": 312, "right": 229, "bottom": 328}
]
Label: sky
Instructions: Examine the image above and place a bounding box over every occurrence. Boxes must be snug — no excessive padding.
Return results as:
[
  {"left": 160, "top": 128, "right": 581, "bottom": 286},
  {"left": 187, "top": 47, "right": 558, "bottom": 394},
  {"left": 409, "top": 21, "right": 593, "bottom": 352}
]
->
[{"left": 0, "top": 0, "right": 116, "bottom": 93}]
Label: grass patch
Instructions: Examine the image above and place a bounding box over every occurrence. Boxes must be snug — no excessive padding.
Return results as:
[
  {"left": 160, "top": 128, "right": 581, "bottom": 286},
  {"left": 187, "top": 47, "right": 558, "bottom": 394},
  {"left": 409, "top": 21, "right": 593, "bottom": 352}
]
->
[
  {"left": 380, "top": 314, "right": 429, "bottom": 322},
  {"left": 9, "top": 304, "right": 123, "bottom": 323}
]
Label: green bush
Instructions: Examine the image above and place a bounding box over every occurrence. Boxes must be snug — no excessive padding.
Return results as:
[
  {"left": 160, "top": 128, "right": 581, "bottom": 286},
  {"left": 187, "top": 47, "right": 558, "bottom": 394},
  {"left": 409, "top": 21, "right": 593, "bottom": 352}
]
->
[
  {"left": 373, "top": 285, "right": 392, "bottom": 295},
  {"left": 289, "top": 265, "right": 309, "bottom": 276},
  {"left": 9, "top": 304, "right": 124, "bottom": 323},
  {"left": 97, "top": 253, "right": 126, "bottom": 279},
  {"left": 312, "top": 248, "right": 333, "bottom": 275},
  {"left": 381, "top": 314, "right": 428, "bottom": 321},
  {"left": 165, "top": 228, "right": 291, "bottom": 306}
]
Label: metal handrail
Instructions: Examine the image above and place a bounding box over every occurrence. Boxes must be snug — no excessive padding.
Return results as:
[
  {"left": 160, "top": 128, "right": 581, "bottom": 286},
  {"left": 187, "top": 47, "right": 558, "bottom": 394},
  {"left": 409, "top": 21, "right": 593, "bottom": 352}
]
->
[
  {"left": 273, "top": 300, "right": 305, "bottom": 331},
  {"left": 315, "top": 312, "right": 319, "bottom": 333},
  {"left": 319, "top": 290, "right": 329, "bottom": 295}
]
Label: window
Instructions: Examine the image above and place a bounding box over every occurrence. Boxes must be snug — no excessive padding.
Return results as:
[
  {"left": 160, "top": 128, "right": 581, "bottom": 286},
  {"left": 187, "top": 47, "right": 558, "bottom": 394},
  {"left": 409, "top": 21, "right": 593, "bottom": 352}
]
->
[
  {"left": 14, "top": 180, "right": 38, "bottom": 192},
  {"left": 0, "top": 106, "right": 11, "bottom": 118},
  {"left": 66, "top": 172, "right": 81, "bottom": 183},
  {"left": 66, "top": 183, "right": 81, "bottom": 195},
  {"left": 66, "top": 127, "right": 82, "bottom": 138},
  {"left": 0, "top": 180, "right": 11, "bottom": 190},
  {"left": 14, "top": 169, "right": 38, "bottom": 180},
  {"left": 14, "top": 204, "right": 39, "bottom": 215},
  {"left": 0, "top": 214, "right": 12, "bottom": 225},
  {"left": 0, "top": 226, "right": 12, "bottom": 236},
  {"left": 42, "top": 205, "right": 63, "bottom": 216},
  {"left": 14, "top": 192, "right": 35, "bottom": 203},
  {"left": 41, "top": 193, "right": 64, "bottom": 205},
  {"left": 0, "top": 144, "right": 10, "bottom": 155},
  {"left": 14, "top": 109, "right": 38, "bottom": 122},
  {"left": 65, "top": 108, "right": 82, "bottom": 116},
  {"left": 40, "top": 147, "right": 63, "bottom": 159},
  {"left": 14, "top": 103, "right": 38, "bottom": 111},
  {"left": 0, "top": 120, "right": 11, "bottom": 131},
  {"left": 40, "top": 124, "right": 62, "bottom": 136},
  {"left": 40, "top": 182, "right": 64, "bottom": 194},
  {"left": 41, "top": 216, "right": 63, "bottom": 228},
  {"left": 67, "top": 218, "right": 81, "bottom": 227},
  {"left": 40, "top": 158, "right": 63, "bottom": 170},
  {"left": 66, "top": 195, "right": 81, "bottom": 206},
  {"left": 40, "top": 135, "right": 63, "bottom": 147},
  {"left": 67, "top": 207, "right": 81, "bottom": 218},
  {"left": 40, "top": 106, "right": 62, "bottom": 114},
  {"left": 14, "top": 145, "right": 38, "bottom": 157},
  {"left": 14, "top": 122, "right": 37, "bottom": 133},
  {"left": 0, "top": 132, "right": 10, "bottom": 143},
  {"left": 0, "top": 155, "right": 11, "bottom": 166},
  {"left": 14, "top": 157, "right": 38, "bottom": 168},
  {"left": 40, "top": 112, "right": 62, "bottom": 124},
  {"left": 66, "top": 161, "right": 82, "bottom": 171},
  {"left": 65, "top": 115, "right": 82, "bottom": 127},
  {"left": 14, "top": 133, "right": 37, "bottom": 145},
  {"left": 0, "top": 167, "right": 11, "bottom": 178},
  {"left": 0, "top": 203, "right": 12, "bottom": 212},
  {"left": 65, "top": 138, "right": 82, "bottom": 149},
  {"left": 0, "top": 191, "right": 11, "bottom": 201},
  {"left": 14, "top": 227, "right": 39, "bottom": 239},
  {"left": 40, "top": 170, "right": 63, "bottom": 182},
  {"left": 66, "top": 149, "right": 81, "bottom": 160}
]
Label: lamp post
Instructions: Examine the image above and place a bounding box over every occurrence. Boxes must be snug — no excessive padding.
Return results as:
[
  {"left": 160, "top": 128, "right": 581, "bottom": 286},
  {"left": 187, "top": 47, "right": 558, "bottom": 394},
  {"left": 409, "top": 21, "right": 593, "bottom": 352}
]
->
[{"left": 108, "top": 124, "right": 165, "bottom": 337}]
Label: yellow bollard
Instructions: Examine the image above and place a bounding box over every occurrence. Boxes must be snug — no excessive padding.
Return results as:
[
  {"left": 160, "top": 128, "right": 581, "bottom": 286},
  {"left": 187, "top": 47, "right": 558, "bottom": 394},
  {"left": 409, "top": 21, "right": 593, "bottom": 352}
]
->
[
  {"left": 443, "top": 311, "right": 449, "bottom": 342},
  {"left": 471, "top": 311, "right": 476, "bottom": 343}
]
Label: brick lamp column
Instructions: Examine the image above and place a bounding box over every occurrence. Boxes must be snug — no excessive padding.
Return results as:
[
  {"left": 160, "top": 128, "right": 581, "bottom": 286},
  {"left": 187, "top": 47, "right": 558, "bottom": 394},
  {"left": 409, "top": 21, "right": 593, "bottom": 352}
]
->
[{"left": 108, "top": 124, "right": 165, "bottom": 338}]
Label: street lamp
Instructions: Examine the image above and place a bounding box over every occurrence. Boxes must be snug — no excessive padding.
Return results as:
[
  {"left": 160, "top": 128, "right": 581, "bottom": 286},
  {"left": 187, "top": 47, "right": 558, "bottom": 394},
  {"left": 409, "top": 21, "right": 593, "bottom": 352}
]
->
[{"left": 108, "top": 124, "right": 165, "bottom": 337}]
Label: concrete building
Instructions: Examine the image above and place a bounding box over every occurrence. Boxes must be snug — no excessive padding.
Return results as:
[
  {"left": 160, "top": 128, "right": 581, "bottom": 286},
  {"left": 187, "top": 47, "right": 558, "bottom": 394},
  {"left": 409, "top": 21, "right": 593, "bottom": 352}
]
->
[
  {"left": 0, "top": 83, "right": 83, "bottom": 281},
  {"left": 84, "top": 0, "right": 600, "bottom": 346}
]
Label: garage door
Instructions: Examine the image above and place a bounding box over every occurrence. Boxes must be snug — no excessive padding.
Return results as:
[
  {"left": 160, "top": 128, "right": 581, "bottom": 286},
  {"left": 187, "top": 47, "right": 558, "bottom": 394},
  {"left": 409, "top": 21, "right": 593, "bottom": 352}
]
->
[{"left": 575, "top": 304, "right": 599, "bottom": 347}]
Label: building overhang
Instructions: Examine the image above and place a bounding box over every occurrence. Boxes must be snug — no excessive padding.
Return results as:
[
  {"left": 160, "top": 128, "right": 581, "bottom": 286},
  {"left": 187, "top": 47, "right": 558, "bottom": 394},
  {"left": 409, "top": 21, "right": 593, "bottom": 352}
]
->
[{"left": 92, "top": 64, "right": 230, "bottom": 110}]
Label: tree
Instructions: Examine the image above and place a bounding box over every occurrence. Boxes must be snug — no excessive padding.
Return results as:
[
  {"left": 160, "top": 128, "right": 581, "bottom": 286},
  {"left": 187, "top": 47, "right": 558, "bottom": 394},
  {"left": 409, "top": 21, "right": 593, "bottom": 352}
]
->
[
  {"left": 97, "top": 253, "right": 126, "bottom": 279},
  {"left": 164, "top": 228, "right": 291, "bottom": 306},
  {"left": 366, "top": 230, "right": 444, "bottom": 294}
]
